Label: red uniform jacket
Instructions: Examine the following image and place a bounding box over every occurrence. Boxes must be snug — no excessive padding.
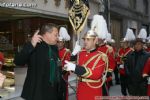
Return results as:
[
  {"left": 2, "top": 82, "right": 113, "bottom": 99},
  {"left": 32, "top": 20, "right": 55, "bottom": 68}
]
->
[
  {"left": 116, "top": 47, "right": 133, "bottom": 75},
  {"left": 58, "top": 47, "right": 71, "bottom": 79},
  {"left": 58, "top": 47, "right": 70, "bottom": 100},
  {"left": 59, "top": 47, "right": 71, "bottom": 67},
  {"left": 142, "top": 58, "right": 150, "bottom": 96},
  {"left": 0, "top": 52, "right": 4, "bottom": 65},
  {"left": 75, "top": 49, "right": 108, "bottom": 100},
  {"left": 98, "top": 44, "right": 116, "bottom": 72},
  {"left": 146, "top": 47, "right": 150, "bottom": 53}
]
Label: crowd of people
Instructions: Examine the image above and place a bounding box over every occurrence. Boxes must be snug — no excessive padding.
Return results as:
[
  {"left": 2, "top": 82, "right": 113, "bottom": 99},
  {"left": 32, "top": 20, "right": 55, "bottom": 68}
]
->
[{"left": 0, "top": 14, "right": 150, "bottom": 100}]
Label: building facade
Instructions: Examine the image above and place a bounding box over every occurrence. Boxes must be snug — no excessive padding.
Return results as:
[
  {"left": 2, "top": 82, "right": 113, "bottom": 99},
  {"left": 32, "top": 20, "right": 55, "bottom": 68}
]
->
[
  {"left": 0, "top": 0, "right": 150, "bottom": 56},
  {"left": 0, "top": 0, "right": 101, "bottom": 52},
  {"left": 110, "top": 0, "right": 150, "bottom": 48}
]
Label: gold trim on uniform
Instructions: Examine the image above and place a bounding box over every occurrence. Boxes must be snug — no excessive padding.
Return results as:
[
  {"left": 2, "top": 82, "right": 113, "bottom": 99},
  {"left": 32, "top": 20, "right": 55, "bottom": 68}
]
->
[
  {"left": 106, "top": 45, "right": 113, "bottom": 54},
  {"left": 85, "top": 68, "right": 92, "bottom": 78},
  {"left": 81, "top": 67, "right": 90, "bottom": 77},
  {"left": 61, "top": 49, "right": 70, "bottom": 61},
  {"left": 77, "top": 77, "right": 100, "bottom": 83}
]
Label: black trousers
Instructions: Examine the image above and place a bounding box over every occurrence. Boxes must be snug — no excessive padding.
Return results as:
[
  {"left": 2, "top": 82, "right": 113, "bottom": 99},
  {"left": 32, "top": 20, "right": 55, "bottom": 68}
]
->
[
  {"left": 114, "top": 66, "right": 120, "bottom": 84},
  {"left": 120, "top": 75, "right": 127, "bottom": 96},
  {"left": 127, "top": 81, "right": 147, "bottom": 96},
  {"left": 102, "top": 83, "right": 109, "bottom": 96}
]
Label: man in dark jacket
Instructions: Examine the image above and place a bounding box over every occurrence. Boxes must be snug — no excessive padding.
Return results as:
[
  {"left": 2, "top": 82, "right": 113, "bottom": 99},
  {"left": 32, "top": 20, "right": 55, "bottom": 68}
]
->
[
  {"left": 124, "top": 38, "right": 150, "bottom": 96},
  {"left": 14, "top": 23, "right": 64, "bottom": 100}
]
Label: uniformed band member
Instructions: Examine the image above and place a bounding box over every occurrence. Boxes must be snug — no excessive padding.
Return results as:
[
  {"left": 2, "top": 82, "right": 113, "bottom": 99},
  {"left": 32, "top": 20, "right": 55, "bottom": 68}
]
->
[
  {"left": 98, "top": 38, "right": 116, "bottom": 89},
  {"left": 108, "top": 39, "right": 120, "bottom": 85},
  {"left": 57, "top": 27, "right": 71, "bottom": 100},
  {"left": 124, "top": 28, "right": 150, "bottom": 96},
  {"left": 64, "top": 30, "right": 108, "bottom": 100},
  {"left": 117, "top": 28, "right": 135, "bottom": 96},
  {"left": 117, "top": 39, "right": 133, "bottom": 96},
  {"left": 90, "top": 15, "right": 116, "bottom": 95}
]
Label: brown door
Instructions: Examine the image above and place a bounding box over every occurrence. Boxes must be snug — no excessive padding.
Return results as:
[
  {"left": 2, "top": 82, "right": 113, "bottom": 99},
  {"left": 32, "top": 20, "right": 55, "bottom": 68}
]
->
[{"left": 110, "top": 19, "right": 122, "bottom": 50}]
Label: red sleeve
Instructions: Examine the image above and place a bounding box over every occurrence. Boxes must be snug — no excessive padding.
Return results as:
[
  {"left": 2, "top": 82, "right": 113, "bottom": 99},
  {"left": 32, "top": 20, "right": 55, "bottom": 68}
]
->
[
  {"left": 0, "top": 52, "right": 4, "bottom": 64},
  {"left": 83, "top": 60, "right": 105, "bottom": 80},
  {"left": 108, "top": 51, "right": 116, "bottom": 72},
  {"left": 116, "top": 49, "right": 122, "bottom": 64},
  {"left": 143, "top": 58, "right": 150, "bottom": 76},
  {"left": 62, "top": 51, "right": 71, "bottom": 67}
]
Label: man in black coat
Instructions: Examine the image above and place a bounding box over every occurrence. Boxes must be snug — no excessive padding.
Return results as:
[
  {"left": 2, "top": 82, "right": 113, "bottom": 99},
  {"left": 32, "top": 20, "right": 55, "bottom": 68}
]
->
[
  {"left": 14, "top": 23, "right": 65, "bottom": 100},
  {"left": 124, "top": 38, "right": 150, "bottom": 96}
]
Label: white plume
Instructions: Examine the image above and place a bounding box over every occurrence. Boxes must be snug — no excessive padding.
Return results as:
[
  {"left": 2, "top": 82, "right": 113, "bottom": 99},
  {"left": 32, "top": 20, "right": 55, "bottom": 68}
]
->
[
  {"left": 138, "top": 28, "right": 147, "bottom": 40},
  {"left": 106, "top": 33, "right": 112, "bottom": 42},
  {"left": 124, "top": 28, "right": 136, "bottom": 41},
  {"left": 91, "top": 15, "right": 108, "bottom": 39},
  {"left": 59, "top": 27, "right": 71, "bottom": 41}
]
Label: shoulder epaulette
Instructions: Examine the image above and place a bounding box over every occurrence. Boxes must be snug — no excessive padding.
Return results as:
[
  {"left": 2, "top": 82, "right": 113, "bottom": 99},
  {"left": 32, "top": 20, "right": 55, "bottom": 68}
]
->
[
  {"left": 97, "top": 51, "right": 108, "bottom": 63},
  {"left": 106, "top": 45, "right": 113, "bottom": 53},
  {"left": 65, "top": 48, "right": 70, "bottom": 52}
]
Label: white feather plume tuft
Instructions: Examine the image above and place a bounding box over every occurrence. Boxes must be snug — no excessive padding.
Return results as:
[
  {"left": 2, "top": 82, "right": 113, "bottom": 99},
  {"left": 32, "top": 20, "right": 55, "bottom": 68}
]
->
[
  {"left": 138, "top": 28, "right": 147, "bottom": 40},
  {"left": 59, "top": 27, "right": 71, "bottom": 41},
  {"left": 106, "top": 33, "right": 112, "bottom": 42},
  {"left": 124, "top": 28, "right": 136, "bottom": 41},
  {"left": 91, "top": 15, "right": 108, "bottom": 39}
]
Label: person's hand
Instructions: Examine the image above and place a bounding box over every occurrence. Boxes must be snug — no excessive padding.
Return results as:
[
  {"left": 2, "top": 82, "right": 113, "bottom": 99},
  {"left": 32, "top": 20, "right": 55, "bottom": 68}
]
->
[
  {"left": 31, "top": 30, "right": 43, "bottom": 47},
  {"left": 64, "top": 60, "right": 76, "bottom": 71},
  {"left": 72, "top": 41, "right": 81, "bottom": 56},
  {"left": 119, "top": 64, "right": 124, "bottom": 69}
]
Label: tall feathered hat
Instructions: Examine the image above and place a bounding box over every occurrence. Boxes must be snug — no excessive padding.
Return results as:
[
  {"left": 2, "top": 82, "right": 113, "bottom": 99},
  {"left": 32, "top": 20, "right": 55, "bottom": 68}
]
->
[
  {"left": 91, "top": 14, "right": 108, "bottom": 39},
  {"left": 136, "top": 28, "right": 147, "bottom": 43},
  {"left": 58, "top": 27, "right": 71, "bottom": 41},
  {"left": 137, "top": 28, "right": 147, "bottom": 42},
  {"left": 121, "top": 28, "right": 135, "bottom": 42}
]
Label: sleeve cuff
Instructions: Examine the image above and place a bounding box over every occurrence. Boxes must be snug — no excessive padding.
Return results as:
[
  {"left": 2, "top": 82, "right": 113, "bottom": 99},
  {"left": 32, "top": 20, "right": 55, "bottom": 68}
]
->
[{"left": 74, "top": 65, "right": 86, "bottom": 76}]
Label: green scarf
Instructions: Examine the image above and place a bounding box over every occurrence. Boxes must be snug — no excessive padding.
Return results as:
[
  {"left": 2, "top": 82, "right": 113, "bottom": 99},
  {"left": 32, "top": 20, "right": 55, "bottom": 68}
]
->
[{"left": 49, "top": 46, "right": 60, "bottom": 85}]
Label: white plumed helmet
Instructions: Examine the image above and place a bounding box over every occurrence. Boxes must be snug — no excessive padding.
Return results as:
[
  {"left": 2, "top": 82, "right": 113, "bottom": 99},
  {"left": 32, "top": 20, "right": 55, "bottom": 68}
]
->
[{"left": 58, "top": 27, "right": 71, "bottom": 41}]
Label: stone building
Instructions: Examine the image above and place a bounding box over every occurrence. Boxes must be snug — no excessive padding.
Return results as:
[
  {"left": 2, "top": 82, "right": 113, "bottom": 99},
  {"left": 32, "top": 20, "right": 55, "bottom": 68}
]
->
[{"left": 110, "top": 0, "right": 150, "bottom": 48}]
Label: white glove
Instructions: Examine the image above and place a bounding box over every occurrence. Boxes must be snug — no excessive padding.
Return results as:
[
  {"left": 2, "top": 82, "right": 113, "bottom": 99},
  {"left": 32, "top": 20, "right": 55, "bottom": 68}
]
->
[
  {"left": 72, "top": 41, "right": 81, "bottom": 56},
  {"left": 64, "top": 60, "right": 76, "bottom": 71},
  {"left": 119, "top": 64, "right": 124, "bottom": 69}
]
